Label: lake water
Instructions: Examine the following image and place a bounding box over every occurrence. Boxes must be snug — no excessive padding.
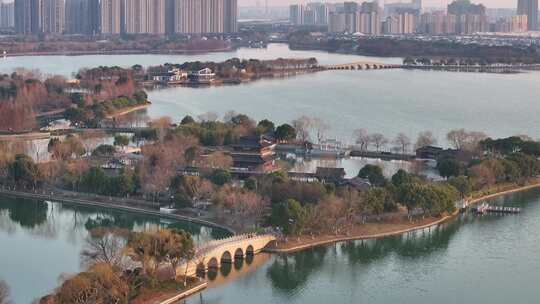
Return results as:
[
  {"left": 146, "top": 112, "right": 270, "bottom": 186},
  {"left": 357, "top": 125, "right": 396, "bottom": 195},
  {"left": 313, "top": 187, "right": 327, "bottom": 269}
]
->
[
  {"left": 0, "top": 196, "right": 228, "bottom": 304},
  {"left": 186, "top": 188, "right": 540, "bottom": 304},
  {"left": 2, "top": 43, "right": 539, "bottom": 145},
  {"left": 1, "top": 43, "right": 540, "bottom": 303}
]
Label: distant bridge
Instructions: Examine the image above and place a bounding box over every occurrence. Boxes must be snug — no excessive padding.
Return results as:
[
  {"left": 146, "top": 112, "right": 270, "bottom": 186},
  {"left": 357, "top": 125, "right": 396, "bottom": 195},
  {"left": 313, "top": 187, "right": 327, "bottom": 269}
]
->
[
  {"left": 322, "top": 61, "right": 402, "bottom": 71},
  {"left": 179, "top": 233, "right": 276, "bottom": 276}
]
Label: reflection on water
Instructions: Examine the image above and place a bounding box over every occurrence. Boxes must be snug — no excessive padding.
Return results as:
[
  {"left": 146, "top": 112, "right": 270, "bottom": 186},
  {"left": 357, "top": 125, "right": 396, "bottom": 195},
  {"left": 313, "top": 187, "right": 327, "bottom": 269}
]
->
[
  {"left": 187, "top": 188, "right": 540, "bottom": 304},
  {"left": 0, "top": 196, "right": 227, "bottom": 304}
]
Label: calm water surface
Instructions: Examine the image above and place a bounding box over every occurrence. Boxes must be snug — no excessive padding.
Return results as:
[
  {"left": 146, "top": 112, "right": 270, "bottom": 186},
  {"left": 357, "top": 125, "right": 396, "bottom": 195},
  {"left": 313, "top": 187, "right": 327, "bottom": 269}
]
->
[
  {"left": 187, "top": 188, "right": 540, "bottom": 304},
  {"left": 2, "top": 44, "right": 539, "bottom": 143},
  {"left": 0, "top": 196, "right": 227, "bottom": 304}
]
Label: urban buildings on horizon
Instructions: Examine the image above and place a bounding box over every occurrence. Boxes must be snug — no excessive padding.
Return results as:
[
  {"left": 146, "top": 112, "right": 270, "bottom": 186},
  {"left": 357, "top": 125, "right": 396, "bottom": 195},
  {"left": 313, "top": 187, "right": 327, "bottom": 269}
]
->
[
  {"left": 1, "top": 0, "right": 238, "bottom": 35},
  {"left": 290, "top": 0, "right": 538, "bottom": 35}
]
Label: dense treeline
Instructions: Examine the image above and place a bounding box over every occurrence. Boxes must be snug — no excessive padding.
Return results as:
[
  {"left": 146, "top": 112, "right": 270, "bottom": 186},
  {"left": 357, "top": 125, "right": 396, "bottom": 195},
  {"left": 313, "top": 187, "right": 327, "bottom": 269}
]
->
[
  {"left": 0, "top": 72, "right": 71, "bottom": 132},
  {"left": 289, "top": 36, "right": 540, "bottom": 64},
  {"left": 145, "top": 57, "right": 318, "bottom": 80},
  {"left": 0, "top": 36, "right": 230, "bottom": 55},
  {"left": 0, "top": 66, "right": 146, "bottom": 132}
]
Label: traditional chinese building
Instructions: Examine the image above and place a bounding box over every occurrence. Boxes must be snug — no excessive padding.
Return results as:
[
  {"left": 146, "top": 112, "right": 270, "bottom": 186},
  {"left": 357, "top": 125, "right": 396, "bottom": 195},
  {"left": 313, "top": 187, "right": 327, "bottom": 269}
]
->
[{"left": 230, "top": 135, "right": 276, "bottom": 173}]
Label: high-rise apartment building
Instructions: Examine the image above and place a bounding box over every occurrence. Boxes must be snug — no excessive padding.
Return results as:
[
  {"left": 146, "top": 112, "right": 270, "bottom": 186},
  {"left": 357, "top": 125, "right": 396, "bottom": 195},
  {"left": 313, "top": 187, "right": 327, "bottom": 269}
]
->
[
  {"left": 517, "top": 0, "right": 538, "bottom": 30},
  {"left": 447, "top": 0, "right": 488, "bottom": 34},
  {"left": 174, "top": 0, "right": 236, "bottom": 34},
  {"left": 289, "top": 4, "right": 304, "bottom": 25},
  {"left": 0, "top": 2, "right": 15, "bottom": 28},
  {"left": 124, "top": 0, "right": 165, "bottom": 34},
  {"left": 328, "top": 1, "right": 380, "bottom": 34},
  {"left": 101, "top": 0, "right": 121, "bottom": 34},
  {"left": 495, "top": 14, "right": 528, "bottom": 32},
  {"left": 66, "top": 0, "right": 99, "bottom": 34},
  {"left": 290, "top": 3, "right": 331, "bottom": 26},
  {"left": 15, "top": 0, "right": 41, "bottom": 34},
  {"left": 41, "top": 0, "right": 64, "bottom": 33},
  {"left": 165, "top": 0, "right": 175, "bottom": 34},
  {"left": 384, "top": 11, "right": 417, "bottom": 34}
]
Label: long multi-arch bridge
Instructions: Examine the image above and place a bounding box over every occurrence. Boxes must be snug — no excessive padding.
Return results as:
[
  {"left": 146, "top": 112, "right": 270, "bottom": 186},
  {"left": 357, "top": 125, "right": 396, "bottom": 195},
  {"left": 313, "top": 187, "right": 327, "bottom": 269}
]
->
[
  {"left": 178, "top": 233, "right": 276, "bottom": 276},
  {"left": 322, "top": 61, "right": 402, "bottom": 70}
]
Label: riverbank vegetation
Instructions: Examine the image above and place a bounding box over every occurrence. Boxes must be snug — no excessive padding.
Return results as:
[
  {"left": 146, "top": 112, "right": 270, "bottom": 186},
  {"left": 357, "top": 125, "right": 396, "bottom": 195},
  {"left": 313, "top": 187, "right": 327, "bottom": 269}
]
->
[
  {"left": 0, "top": 35, "right": 231, "bottom": 55},
  {"left": 0, "top": 66, "right": 148, "bottom": 132},
  {"left": 289, "top": 35, "right": 540, "bottom": 64},
  {"left": 3, "top": 111, "right": 540, "bottom": 300},
  {"left": 3, "top": 113, "right": 540, "bottom": 238},
  {"left": 40, "top": 228, "right": 196, "bottom": 304}
]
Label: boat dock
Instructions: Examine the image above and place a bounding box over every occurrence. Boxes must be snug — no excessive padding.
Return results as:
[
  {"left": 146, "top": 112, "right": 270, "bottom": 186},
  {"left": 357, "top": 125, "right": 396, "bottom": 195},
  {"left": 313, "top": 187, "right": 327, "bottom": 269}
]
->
[{"left": 475, "top": 203, "right": 521, "bottom": 214}]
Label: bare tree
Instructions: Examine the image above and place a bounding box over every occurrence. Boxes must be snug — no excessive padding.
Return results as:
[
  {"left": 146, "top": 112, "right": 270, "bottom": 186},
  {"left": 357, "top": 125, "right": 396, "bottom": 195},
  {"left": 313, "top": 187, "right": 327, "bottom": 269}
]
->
[
  {"left": 150, "top": 116, "right": 172, "bottom": 142},
  {"left": 446, "top": 129, "right": 469, "bottom": 150},
  {"left": 81, "top": 228, "right": 129, "bottom": 269},
  {"left": 80, "top": 130, "right": 107, "bottom": 156},
  {"left": 465, "top": 131, "right": 487, "bottom": 152},
  {"left": 393, "top": 133, "right": 411, "bottom": 155},
  {"left": 292, "top": 116, "right": 313, "bottom": 143},
  {"left": 415, "top": 130, "right": 437, "bottom": 149},
  {"left": 0, "top": 280, "right": 9, "bottom": 304},
  {"left": 370, "top": 133, "right": 388, "bottom": 152},
  {"left": 311, "top": 117, "right": 329, "bottom": 144},
  {"left": 447, "top": 129, "right": 487, "bottom": 151},
  {"left": 353, "top": 128, "right": 370, "bottom": 151}
]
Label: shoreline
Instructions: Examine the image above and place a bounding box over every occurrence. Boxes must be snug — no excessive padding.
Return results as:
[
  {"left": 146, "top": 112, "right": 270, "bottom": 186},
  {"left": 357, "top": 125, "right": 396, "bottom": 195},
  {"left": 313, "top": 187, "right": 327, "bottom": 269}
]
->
[
  {"left": 147, "top": 280, "right": 208, "bottom": 304},
  {"left": 106, "top": 102, "right": 151, "bottom": 119},
  {"left": 2, "top": 47, "right": 235, "bottom": 58},
  {"left": 266, "top": 180, "right": 540, "bottom": 254}
]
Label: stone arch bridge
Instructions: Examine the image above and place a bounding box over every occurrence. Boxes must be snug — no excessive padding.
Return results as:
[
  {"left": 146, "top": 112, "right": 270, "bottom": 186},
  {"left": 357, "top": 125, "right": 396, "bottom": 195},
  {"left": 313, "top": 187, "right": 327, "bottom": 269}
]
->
[
  {"left": 323, "top": 61, "right": 402, "bottom": 71},
  {"left": 178, "top": 233, "right": 276, "bottom": 276}
]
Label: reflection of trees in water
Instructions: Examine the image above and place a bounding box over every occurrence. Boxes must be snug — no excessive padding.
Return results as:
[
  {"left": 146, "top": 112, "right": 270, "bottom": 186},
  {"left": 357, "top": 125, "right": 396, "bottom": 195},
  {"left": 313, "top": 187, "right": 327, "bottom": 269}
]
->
[
  {"left": 0, "top": 197, "right": 222, "bottom": 244},
  {"left": 341, "top": 218, "right": 463, "bottom": 265},
  {"left": 0, "top": 197, "right": 48, "bottom": 229},
  {"left": 266, "top": 246, "right": 327, "bottom": 293}
]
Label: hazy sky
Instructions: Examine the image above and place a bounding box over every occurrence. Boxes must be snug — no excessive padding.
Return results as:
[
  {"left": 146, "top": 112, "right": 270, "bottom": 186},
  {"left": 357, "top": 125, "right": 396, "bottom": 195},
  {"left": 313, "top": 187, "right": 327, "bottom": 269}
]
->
[{"left": 239, "top": 0, "right": 518, "bottom": 9}]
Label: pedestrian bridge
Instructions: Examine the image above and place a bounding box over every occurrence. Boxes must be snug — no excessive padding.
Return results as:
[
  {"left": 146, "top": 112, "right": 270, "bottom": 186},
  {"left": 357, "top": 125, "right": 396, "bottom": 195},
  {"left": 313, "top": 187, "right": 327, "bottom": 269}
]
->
[
  {"left": 179, "top": 233, "right": 276, "bottom": 276},
  {"left": 323, "top": 61, "right": 402, "bottom": 70}
]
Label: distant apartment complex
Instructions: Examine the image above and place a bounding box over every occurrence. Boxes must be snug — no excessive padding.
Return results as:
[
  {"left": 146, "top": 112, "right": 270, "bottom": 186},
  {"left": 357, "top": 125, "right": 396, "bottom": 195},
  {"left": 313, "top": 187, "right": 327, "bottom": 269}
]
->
[
  {"left": 124, "top": 0, "right": 166, "bottom": 34},
  {"left": 8, "top": 0, "right": 237, "bottom": 35},
  {"left": 174, "top": 0, "right": 237, "bottom": 34},
  {"left": 289, "top": 2, "right": 330, "bottom": 26},
  {"left": 65, "top": 0, "right": 100, "bottom": 34},
  {"left": 291, "top": 0, "right": 537, "bottom": 35},
  {"left": 517, "top": 0, "right": 538, "bottom": 30},
  {"left": 41, "top": 0, "right": 64, "bottom": 33},
  {"left": 494, "top": 14, "right": 528, "bottom": 32},
  {"left": 0, "top": 2, "right": 14, "bottom": 28}
]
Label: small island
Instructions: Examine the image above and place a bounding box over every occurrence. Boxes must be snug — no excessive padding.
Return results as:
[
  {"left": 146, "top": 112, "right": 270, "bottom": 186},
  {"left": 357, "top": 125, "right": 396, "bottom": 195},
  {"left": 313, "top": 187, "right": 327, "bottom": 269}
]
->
[{"left": 140, "top": 57, "right": 320, "bottom": 87}]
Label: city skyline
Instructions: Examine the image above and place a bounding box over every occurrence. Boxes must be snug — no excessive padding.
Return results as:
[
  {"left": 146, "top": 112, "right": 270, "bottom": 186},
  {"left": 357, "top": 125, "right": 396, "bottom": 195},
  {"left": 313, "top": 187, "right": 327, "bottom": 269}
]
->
[{"left": 239, "top": 0, "right": 524, "bottom": 9}]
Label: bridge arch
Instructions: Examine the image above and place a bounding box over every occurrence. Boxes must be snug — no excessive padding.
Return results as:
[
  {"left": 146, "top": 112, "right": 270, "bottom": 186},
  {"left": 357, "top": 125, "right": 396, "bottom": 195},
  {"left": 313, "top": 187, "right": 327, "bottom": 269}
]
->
[
  {"left": 208, "top": 257, "right": 219, "bottom": 269},
  {"left": 221, "top": 251, "right": 232, "bottom": 264},
  {"left": 196, "top": 262, "right": 206, "bottom": 273},
  {"left": 234, "top": 248, "right": 244, "bottom": 259},
  {"left": 246, "top": 245, "right": 254, "bottom": 255}
]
